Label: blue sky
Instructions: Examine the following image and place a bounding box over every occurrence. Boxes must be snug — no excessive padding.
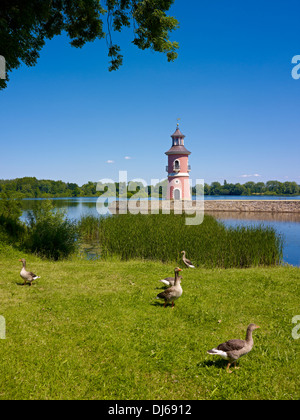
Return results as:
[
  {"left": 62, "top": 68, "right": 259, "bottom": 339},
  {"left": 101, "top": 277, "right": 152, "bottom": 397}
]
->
[{"left": 0, "top": 0, "right": 299, "bottom": 187}]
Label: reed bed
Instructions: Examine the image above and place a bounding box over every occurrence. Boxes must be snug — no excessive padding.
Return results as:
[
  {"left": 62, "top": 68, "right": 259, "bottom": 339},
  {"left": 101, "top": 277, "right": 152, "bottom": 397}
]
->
[{"left": 78, "top": 213, "right": 283, "bottom": 268}]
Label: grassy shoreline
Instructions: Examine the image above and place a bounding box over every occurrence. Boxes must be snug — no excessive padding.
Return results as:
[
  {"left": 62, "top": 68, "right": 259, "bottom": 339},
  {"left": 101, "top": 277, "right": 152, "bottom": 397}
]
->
[{"left": 0, "top": 244, "right": 299, "bottom": 400}]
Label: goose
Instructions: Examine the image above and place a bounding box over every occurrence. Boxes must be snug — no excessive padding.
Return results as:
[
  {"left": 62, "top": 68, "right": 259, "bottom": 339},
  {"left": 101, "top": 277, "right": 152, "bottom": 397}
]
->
[
  {"left": 156, "top": 267, "right": 183, "bottom": 308},
  {"left": 19, "top": 259, "right": 41, "bottom": 286},
  {"left": 181, "top": 251, "right": 195, "bottom": 268},
  {"left": 207, "top": 323, "right": 260, "bottom": 373},
  {"left": 159, "top": 274, "right": 183, "bottom": 287}
]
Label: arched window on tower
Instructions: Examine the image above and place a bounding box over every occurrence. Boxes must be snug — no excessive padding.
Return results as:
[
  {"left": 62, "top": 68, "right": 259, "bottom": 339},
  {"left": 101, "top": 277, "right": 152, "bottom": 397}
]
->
[{"left": 173, "top": 160, "right": 180, "bottom": 171}]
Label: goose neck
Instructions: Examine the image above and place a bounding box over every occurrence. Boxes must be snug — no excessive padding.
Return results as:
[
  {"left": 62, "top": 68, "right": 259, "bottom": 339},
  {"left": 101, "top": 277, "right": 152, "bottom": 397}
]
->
[{"left": 245, "top": 328, "right": 254, "bottom": 344}]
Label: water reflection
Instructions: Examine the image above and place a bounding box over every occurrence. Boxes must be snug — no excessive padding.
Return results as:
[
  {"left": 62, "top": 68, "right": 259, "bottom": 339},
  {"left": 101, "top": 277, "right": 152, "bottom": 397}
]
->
[
  {"left": 206, "top": 211, "right": 300, "bottom": 223},
  {"left": 21, "top": 197, "right": 112, "bottom": 221}
]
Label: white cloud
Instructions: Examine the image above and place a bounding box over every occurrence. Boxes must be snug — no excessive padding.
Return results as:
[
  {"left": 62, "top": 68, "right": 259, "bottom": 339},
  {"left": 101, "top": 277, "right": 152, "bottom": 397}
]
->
[
  {"left": 124, "top": 156, "right": 132, "bottom": 160},
  {"left": 106, "top": 160, "right": 115, "bottom": 164},
  {"left": 240, "top": 174, "right": 261, "bottom": 178}
]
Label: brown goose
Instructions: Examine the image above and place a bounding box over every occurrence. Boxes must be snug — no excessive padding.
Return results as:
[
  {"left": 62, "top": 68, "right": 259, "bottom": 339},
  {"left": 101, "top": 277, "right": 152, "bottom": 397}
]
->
[
  {"left": 159, "top": 274, "right": 183, "bottom": 287},
  {"left": 207, "top": 323, "right": 260, "bottom": 373},
  {"left": 19, "top": 259, "right": 41, "bottom": 286},
  {"left": 181, "top": 251, "right": 195, "bottom": 268},
  {"left": 156, "top": 267, "right": 183, "bottom": 308}
]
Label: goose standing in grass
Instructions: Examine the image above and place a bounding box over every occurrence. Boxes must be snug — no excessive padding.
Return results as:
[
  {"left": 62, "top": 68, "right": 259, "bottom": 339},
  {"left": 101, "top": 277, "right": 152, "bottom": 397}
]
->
[
  {"left": 181, "top": 251, "right": 195, "bottom": 268},
  {"left": 207, "top": 323, "right": 260, "bottom": 373},
  {"left": 156, "top": 267, "right": 183, "bottom": 308},
  {"left": 159, "top": 274, "right": 183, "bottom": 287},
  {"left": 19, "top": 259, "right": 41, "bottom": 286}
]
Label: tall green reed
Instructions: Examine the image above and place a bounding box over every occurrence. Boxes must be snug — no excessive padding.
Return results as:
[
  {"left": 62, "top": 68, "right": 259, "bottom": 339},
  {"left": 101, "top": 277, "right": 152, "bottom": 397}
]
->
[{"left": 78, "top": 213, "right": 283, "bottom": 268}]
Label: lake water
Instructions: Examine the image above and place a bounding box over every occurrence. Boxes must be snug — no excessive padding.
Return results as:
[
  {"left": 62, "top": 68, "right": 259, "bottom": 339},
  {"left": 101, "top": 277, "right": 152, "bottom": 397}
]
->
[{"left": 20, "top": 197, "right": 300, "bottom": 267}]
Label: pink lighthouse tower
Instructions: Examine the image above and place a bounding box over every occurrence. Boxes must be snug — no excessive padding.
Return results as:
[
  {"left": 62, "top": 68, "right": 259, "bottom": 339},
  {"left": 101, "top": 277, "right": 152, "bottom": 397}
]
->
[{"left": 165, "top": 123, "right": 191, "bottom": 200}]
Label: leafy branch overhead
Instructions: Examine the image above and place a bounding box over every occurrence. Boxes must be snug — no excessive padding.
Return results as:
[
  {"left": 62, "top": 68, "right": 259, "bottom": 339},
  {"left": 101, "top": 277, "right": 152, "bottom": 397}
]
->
[{"left": 0, "top": 0, "right": 179, "bottom": 88}]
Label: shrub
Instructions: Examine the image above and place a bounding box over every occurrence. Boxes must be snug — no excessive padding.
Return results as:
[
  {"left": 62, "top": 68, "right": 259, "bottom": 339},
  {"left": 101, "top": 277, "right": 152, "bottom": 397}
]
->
[
  {"left": 25, "top": 200, "right": 78, "bottom": 260},
  {"left": 0, "top": 191, "right": 26, "bottom": 244}
]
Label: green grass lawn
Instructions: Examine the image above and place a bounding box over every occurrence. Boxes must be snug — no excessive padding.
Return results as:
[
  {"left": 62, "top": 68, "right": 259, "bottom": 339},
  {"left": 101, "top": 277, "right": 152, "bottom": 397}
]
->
[{"left": 0, "top": 245, "right": 299, "bottom": 400}]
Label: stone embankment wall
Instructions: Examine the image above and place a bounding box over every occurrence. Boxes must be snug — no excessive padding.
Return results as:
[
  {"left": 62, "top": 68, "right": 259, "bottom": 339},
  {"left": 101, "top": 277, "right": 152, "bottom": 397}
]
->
[
  {"left": 204, "top": 200, "right": 300, "bottom": 213},
  {"left": 110, "top": 200, "right": 300, "bottom": 214}
]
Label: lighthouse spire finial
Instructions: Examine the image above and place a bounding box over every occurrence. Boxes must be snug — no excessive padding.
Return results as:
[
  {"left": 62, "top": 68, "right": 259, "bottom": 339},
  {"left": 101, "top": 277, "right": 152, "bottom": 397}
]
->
[{"left": 177, "top": 118, "right": 181, "bottom": 128}]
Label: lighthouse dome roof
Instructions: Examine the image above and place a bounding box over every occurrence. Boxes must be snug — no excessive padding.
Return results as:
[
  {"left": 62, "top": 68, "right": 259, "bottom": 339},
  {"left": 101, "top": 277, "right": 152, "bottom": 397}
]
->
[
  {"left": 166, "top": 125, "right": 191, "bottom": 155},
  {"left": 165, "top": 145, "right": 191, "bottom": 155},
  {"left": 171, "top": 127, "right": 186, "bottom": 138}
]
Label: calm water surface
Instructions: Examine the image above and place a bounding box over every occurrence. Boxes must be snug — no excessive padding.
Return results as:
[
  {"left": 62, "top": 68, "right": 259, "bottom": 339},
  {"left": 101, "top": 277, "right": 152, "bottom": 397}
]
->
[{"left": 20, "top": 197, "right": 300, "bottom": 267}]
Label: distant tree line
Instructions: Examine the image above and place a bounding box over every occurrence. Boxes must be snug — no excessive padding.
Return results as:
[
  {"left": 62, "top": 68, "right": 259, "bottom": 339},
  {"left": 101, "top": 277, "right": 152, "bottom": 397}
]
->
[
  {"left": 0, "top": 177, "right": 92, "bottom": 198},
  {"left": 0, "top": 177, "right": 299, "bottom": 198},
  {"left": 195, "top": 180, "right": 300, "bottom": 196}
]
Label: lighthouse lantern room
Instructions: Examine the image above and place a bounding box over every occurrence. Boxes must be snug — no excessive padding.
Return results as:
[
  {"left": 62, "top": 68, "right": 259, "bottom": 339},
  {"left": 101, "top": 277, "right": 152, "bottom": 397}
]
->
[{"left": 165, "top": 124, "right": 191, "bottom": 200}]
